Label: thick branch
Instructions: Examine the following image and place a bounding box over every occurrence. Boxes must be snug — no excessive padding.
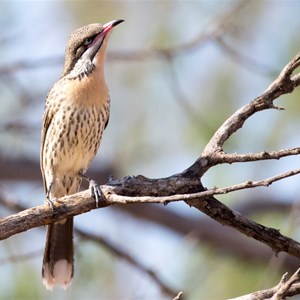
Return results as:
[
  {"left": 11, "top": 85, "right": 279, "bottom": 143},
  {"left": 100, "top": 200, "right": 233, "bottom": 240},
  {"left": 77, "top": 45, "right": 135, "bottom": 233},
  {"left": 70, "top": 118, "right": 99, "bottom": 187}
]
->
[
  {"left": 1, "top": 32, "right": 300, "bottom": 297},
  {"left": 1, "top": 192, "right": 299, "bottom": 270},
  {"left": 107, "top": 169, "right": 300, "bottom": 204},
  {"left": 2, "top": 169, "right": 300, "bottom": 260}
]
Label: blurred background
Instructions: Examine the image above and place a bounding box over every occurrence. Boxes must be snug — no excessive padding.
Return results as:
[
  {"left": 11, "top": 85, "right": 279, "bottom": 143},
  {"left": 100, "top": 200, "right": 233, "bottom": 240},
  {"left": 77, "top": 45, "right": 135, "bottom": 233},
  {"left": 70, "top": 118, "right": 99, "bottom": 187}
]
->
[{"left": 1, "top": 0, "right": 300, "bottom": 299}]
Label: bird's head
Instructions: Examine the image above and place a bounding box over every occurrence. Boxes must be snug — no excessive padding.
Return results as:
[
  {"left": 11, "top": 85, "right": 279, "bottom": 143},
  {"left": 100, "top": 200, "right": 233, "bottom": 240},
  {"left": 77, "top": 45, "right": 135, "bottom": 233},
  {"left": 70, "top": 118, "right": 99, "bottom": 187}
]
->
[{"left": 63, "top": 20, "right": 124, "bottom": 79}]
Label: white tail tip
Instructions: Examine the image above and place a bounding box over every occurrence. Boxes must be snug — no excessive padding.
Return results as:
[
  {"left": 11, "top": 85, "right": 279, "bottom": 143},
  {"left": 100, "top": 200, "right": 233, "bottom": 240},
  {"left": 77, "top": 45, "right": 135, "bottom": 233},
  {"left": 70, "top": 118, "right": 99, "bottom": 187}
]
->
[{"left": 43, "top": 260, "right": 73, "bottom": 290}]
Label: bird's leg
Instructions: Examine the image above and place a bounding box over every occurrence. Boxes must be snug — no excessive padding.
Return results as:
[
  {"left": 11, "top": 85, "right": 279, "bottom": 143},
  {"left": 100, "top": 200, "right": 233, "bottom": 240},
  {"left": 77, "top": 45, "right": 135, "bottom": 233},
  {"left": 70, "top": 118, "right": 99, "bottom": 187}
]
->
[
  {"left": 45, "top": 182, "right": 56, "bottom": 211},
  {"left": 79, "top": 173, "right": 105, "bottom": 208}
]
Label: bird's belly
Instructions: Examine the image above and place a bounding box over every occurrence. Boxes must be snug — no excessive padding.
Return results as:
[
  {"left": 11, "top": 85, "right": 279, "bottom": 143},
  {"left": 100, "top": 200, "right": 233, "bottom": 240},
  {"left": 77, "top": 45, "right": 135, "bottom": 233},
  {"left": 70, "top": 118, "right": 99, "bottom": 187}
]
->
[{"left": 46, "top": 105, "right": 106, "bottom": 177}]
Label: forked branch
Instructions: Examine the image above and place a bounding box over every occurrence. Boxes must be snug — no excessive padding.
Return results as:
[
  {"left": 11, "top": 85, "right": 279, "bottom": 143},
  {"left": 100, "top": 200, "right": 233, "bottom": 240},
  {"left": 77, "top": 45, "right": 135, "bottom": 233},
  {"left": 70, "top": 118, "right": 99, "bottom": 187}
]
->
[{"left": 1, "top": 49, "right": 300, "bottom": 282}]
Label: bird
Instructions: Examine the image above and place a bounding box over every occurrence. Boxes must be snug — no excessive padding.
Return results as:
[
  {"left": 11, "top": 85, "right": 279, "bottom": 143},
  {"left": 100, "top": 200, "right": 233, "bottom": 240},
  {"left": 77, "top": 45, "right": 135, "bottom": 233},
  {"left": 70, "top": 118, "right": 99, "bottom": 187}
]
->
[{"left": 40, "top": 19, "right": 124, "bottom": 290}]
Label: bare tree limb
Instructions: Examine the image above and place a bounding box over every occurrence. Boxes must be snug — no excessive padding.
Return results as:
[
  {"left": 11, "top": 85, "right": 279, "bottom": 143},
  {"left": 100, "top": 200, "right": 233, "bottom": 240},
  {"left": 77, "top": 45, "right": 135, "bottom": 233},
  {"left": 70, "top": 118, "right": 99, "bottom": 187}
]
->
[
  {"left": 106, "top": 169, "right": 300, "bottom": 204},
  {"left": 1, "top": 190, "right": 299, "bottom": 271},
  {"left": 1, "top": 167, "right": 300, "bottom": 260},
  {"left": 213, "top": 147, "right": 300, "bottom": 165},
  {"left": 2, "top": 13, "right": 300, "bottom": 299},
  {"left": 183, "top": 51, "right": 300, "bottom": 179},
  {"left": 2, "top": 52, "right": 300, "bottom": 264},
  {"left": 229, "top": 269, "right": 300, "bottom": 300}
]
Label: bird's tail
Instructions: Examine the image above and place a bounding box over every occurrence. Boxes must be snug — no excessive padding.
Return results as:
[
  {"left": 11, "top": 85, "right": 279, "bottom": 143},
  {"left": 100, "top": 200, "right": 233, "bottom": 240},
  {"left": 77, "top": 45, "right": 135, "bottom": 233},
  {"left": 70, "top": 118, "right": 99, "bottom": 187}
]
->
[{"left": 42, "top": 218, "right": 74, "bottom": 290}]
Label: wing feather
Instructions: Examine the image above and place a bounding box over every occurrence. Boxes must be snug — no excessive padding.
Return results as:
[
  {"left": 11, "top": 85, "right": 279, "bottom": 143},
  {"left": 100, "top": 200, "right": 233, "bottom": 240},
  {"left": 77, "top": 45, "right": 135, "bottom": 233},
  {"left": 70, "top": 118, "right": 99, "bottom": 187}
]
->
[{"left": 40, "top": 101, "right": 54, "bottom": 193}]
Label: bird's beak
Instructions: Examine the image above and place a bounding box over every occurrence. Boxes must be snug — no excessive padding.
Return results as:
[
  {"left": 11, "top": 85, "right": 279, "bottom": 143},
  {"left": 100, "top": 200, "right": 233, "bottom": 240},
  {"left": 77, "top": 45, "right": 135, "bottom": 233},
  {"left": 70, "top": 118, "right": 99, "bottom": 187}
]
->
[
  {"left": 87, "top": 19, "right": 124, "bottom": 50},
  {"left": 100, "top": 19, "right": 124, "bottom": 37}
]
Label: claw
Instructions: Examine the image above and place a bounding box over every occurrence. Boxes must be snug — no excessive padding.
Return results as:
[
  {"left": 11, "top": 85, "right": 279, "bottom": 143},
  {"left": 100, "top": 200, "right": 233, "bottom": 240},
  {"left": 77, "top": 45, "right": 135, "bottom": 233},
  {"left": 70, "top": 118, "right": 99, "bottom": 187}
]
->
[
  {"left": 45, "top": 182, "right": 56, "bottom": 211},
  {"left": 45, "top": 196, "right": 56, "bottom": 212},
  {"left": 79, "top": 173, "right": 105, "bottom": 208},
  {"left": 89, "top": 179, "right": 104, "bottom": 208}
]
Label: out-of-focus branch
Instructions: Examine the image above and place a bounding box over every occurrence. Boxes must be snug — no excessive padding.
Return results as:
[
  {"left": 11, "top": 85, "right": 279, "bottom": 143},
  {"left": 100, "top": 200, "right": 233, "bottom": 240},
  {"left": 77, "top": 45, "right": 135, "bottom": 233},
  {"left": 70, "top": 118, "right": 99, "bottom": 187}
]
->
[
  {"left": 117, "top": 200, "right": 299, "bottom": 272},
  {"left": 0, "top": 249, "right": 42, "bottom": 265},
  {"left": 0, "top": 156, "right": 114, "bottom": 183},
  {"left": 0, "top": 1, "right": 248, "bottom": 75},
  {"left": 76, "top": 228, "right": 179, "bottom": 298},
  {"left": 165, "top": 55, "right": 214, "bottom": 136},
  {"left": 216, "top": 37, "right": 279, "bottom": 77},
  {"left": 0, "top": 194, "right": 178, "bottom": 298}
]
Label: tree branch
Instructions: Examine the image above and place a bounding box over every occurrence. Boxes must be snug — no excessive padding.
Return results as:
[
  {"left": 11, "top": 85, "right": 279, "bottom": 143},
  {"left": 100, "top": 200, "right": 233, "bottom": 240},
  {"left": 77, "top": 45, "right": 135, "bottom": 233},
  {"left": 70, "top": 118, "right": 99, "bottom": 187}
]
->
[
  {"left": 183, "top": 51, "right": 300, "bottom": 179},
  {"left": 2, "top": 24, "right": 300, "bottom": 300},
  {"left": 1, "top": 166, "right": 300, "bottom": 260},
  {"left": 229, "top": 269, "right": 300, "bottom": 300},
  {"left": 213, "top": 147, "right": 300, "bottom": 165}
]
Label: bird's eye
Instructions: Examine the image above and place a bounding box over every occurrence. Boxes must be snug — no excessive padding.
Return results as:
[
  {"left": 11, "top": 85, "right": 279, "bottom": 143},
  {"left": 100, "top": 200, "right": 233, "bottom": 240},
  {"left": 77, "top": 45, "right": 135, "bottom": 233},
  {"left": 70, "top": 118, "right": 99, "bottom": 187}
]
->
[{"left": 84, "top": 37, "right": 93, "bottom": 46}]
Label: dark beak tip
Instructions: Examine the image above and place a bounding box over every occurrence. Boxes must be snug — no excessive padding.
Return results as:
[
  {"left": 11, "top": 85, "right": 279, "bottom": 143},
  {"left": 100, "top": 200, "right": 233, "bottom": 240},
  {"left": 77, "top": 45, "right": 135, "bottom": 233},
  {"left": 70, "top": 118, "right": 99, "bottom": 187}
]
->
[{"left": 112, "top": 19, "right": 125, "bottom": 27}]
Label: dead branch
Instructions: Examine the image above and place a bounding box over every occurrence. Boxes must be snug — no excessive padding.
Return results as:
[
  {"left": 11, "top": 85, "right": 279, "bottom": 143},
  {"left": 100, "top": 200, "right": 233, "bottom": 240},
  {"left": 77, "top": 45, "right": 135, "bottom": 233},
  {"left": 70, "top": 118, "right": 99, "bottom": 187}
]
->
[
  {"left": 1, "top": 171, "right": 300, "bottom": 260},
  {"left": 1, "top": 190, "right": 299, "bottom": 271},
  {"left": 181, "top": 51, "right": 300, "bottom": 181},
  {"left": 213, "top": 147, "right": 300, "bottom": 164},
  {"left": 1, "top": 14, "right": 300, "bottom": 298},
  {"left": 229, "top": 269, "right": 300, "bottom": 300},
  {"left": 2, "top": 53, "right": 300, "bottom": 263}
]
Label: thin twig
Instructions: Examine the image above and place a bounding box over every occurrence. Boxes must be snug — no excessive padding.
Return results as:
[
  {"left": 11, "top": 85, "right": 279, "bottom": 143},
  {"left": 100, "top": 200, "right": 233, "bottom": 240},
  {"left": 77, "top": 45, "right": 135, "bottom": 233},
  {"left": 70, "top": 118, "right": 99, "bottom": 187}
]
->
[{"left": 229, "top": 269, "right": 300, "bottom": 300}]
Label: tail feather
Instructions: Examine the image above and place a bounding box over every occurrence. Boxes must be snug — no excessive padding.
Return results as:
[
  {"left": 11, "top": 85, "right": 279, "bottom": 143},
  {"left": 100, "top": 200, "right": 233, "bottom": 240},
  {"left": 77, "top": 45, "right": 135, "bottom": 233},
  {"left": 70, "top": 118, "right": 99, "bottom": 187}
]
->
[{"left": 42, "top": 218, "right": 74, "bottom": 290}]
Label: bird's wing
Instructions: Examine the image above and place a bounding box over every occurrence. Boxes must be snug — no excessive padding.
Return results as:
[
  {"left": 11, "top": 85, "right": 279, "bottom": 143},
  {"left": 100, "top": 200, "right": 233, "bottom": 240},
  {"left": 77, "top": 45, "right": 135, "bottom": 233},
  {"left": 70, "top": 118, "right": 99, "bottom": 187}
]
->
[{"left": 40, "top": 99, "right": 54, "bottom": 193}]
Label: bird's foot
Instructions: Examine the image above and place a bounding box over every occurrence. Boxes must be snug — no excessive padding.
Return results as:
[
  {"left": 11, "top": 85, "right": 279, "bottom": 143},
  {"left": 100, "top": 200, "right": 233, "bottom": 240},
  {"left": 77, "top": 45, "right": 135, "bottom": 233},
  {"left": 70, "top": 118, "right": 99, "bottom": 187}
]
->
[
  {"left": 89, "top": 179, "right": 105, "bottom": 208},
  {"left": 45, "top": 181, "right": 57, "bottom": 211},
  {"left": 80, "top": 173, "right": 105, "bottom": 208},
  {"left": 45, "top": 197, "right": 57, "bottom": 212}
]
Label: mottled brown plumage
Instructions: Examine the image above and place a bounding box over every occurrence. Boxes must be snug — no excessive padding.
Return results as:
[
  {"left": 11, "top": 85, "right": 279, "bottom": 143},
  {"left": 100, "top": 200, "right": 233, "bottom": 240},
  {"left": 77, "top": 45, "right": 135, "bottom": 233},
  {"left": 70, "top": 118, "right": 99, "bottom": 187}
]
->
[{"left": 40, "top": 20, "right": 123, "bottom": 290}]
